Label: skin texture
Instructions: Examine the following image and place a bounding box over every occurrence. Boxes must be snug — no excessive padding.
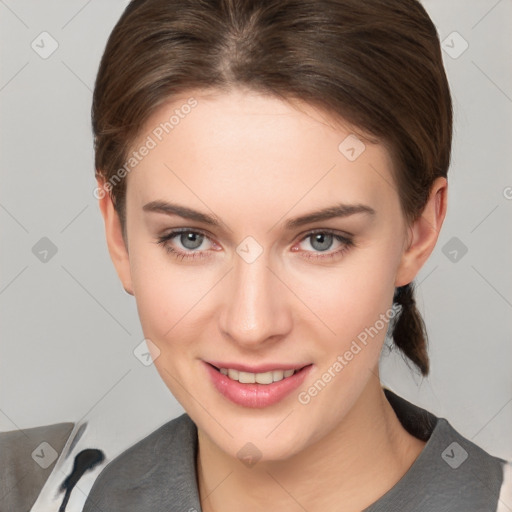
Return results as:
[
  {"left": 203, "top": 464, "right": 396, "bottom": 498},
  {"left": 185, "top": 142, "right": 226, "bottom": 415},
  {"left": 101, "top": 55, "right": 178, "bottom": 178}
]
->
[{"left": 97, "top": 88, "right": 447, "bottom": 511}]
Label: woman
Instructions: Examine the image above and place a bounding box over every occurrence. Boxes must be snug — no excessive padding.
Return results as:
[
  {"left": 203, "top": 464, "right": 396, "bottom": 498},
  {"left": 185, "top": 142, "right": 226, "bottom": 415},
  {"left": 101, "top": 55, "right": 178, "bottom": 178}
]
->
[{"left": 3, "top": 0, "right": 510, "bottom": 511}]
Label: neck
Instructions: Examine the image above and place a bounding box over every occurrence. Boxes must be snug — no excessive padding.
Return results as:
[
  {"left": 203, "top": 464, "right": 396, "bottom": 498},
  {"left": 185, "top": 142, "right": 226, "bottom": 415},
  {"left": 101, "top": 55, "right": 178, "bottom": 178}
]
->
[{"left": 196, "top": 381, "right": 426, "bottom": 512}]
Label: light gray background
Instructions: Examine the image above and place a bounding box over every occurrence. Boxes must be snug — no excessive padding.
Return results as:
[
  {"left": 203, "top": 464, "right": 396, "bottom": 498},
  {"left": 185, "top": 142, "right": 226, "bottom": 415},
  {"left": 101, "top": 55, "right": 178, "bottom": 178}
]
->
[{"left": 1, "top": 0, "right": 511, "bottom": 460}]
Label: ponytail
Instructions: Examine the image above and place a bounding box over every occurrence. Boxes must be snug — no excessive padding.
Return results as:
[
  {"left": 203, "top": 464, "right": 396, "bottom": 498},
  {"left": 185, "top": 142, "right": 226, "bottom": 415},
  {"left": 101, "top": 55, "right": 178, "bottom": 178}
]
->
[{"left": 391, "top": 282, "right": 429, "bottom": 376}]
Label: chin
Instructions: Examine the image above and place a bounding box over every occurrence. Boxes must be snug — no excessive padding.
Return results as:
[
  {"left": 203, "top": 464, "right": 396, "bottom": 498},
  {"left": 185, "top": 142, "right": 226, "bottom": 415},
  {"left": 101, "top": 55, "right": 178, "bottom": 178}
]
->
[{"left": 202, "top": 408, "right": 317, "bottom": 462}]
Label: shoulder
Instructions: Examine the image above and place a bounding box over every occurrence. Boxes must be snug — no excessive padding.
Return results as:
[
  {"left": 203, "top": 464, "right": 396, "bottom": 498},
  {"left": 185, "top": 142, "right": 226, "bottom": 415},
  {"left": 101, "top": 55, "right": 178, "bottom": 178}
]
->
[
  {"left": 0, "top": 422, "right": 75, "bottom": 512},
  {"left": 83, "top": 412, "right": 201, "bottom": 512},
  {"left": 432, "top": 417, "right": 509, "bottom": 493},
  {"left": 426, "top": 419, "right": 512, "bottom": 512},
  {"left": 373, "top": 389, "right": 512, "bottom": 511}
]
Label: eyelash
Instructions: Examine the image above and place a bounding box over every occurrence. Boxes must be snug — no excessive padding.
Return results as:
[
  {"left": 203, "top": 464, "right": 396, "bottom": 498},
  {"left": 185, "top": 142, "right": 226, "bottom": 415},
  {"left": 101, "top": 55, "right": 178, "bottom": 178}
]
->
[{"left": 155, "top": 228, "right": 354, "bottom": 262}]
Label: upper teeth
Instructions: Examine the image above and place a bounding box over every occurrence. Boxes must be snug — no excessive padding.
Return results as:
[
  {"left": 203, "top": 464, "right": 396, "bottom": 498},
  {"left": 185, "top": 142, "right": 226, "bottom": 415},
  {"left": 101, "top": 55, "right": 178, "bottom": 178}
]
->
[{"left": 219, "top": 368, "right": 297, "bottom": 384}]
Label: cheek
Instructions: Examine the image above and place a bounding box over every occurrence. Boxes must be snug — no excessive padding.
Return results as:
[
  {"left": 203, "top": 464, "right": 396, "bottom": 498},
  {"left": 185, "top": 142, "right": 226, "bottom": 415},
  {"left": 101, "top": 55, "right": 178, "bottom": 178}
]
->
[
  {"left": 128, "top": 243, "right": 205, "bottom": 348},
  {"left": 288, "top": 238, "right": 399, "bottom": 351},
  {"left": 129, "top": 250, "right": 212, "bottom": 404},
  {"left": 291, "top": 251, "right": 399, "bottom": 434}
]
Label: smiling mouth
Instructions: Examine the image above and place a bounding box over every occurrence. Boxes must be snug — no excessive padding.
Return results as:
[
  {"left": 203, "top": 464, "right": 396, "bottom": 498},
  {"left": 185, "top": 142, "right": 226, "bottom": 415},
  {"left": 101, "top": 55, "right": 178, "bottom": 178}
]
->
[{"left": 208, "top": 363, "right": 310, "bottom": 385}]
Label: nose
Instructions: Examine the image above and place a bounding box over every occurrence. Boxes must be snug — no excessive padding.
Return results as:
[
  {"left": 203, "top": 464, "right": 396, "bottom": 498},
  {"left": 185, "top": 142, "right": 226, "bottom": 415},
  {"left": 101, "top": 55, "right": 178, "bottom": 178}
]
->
[{"left": 218, "top": 248, "right": 293, "bottom": 349}]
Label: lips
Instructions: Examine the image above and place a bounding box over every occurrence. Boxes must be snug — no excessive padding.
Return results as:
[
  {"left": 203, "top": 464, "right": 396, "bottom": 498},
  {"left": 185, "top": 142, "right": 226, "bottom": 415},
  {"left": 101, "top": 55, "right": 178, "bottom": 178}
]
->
[
  {"left": 203, "top": 361, "right": 313, "bottom": 408},
  {"left": 206, "top": 360, "right": 308, "bottom": 373}
]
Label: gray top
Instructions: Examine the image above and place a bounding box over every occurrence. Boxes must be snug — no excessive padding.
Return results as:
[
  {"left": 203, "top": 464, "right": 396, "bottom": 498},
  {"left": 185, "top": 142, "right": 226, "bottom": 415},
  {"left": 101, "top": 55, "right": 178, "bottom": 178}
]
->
[{"left": 80, "top": 388, "right": 511, "bottom": 512}]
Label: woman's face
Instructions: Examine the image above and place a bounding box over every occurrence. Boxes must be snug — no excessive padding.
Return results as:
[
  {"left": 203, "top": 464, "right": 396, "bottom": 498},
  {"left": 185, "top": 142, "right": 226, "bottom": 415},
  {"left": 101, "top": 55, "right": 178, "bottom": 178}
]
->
[{"left": 116, "top": 88, "right": 413, "bottom": 460}]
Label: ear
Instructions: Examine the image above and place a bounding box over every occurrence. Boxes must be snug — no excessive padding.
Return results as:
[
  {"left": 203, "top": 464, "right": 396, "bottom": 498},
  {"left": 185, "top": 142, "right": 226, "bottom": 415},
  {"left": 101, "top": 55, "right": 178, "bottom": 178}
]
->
[
  {"left": 395, "top": 177, "right": 448, "bottom": 287},
  {"left": 96, "top": 177, "right": 134, "bottom": 295}
]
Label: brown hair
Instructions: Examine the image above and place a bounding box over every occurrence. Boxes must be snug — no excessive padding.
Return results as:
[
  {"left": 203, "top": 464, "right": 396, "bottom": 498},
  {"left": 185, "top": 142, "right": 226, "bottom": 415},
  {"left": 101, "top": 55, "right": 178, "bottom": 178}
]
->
[{"left": 92, "top": 0, "right": 452, "bottom": 377}]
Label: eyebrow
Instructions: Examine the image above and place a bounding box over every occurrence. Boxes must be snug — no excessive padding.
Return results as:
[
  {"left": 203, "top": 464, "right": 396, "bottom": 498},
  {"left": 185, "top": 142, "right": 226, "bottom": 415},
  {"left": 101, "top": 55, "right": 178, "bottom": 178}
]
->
[{"left": 142, "top": 200, "right": 376, "bottom": 230}]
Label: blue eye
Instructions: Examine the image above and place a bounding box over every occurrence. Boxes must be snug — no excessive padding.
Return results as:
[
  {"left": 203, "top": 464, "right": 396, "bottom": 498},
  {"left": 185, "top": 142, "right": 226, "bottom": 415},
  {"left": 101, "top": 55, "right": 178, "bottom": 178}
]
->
[
  {"left": 155, "top": 228, "right": 354, "bottom": 262},
  {"left": 156, "top": 229, "right": 213, "bottom": 261},
  {"left": 174, "top": 231, "right": 205, "bottom": 251},
  {"left": 305, "top": 232, "right": 337, "bottom": 252},
  {"left": 294, "top": 230, "right": 354, "bottom": 261}
]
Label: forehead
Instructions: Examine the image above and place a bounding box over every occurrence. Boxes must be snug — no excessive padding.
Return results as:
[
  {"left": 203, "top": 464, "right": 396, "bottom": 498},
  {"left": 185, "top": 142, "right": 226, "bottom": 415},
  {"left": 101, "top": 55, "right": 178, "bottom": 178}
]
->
[{"left": 125, "top": 88, "right": 398, "bottom": 221}]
